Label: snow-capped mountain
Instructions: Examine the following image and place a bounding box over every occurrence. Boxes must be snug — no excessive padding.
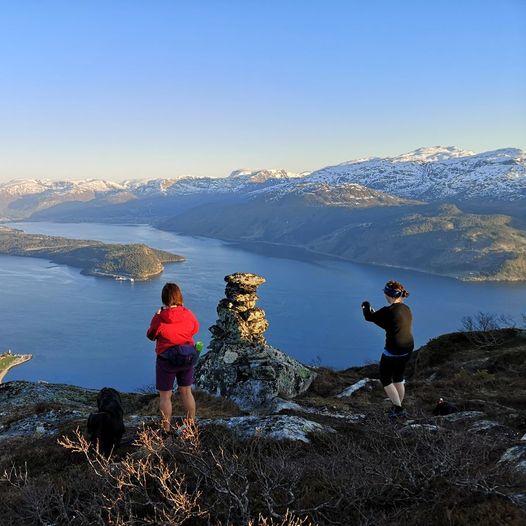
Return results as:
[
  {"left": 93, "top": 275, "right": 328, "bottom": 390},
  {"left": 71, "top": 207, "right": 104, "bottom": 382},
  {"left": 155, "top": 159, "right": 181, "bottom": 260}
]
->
[
  {"left": 305, "top": 147, "right": 526, "bottom": 200},
  {"left": 245, "top": 180, "right": 419, "bottom": 208},
  {"left": 2, "top": 147, "right": 524, "bottom": 203},
  {"left": 0, "top": 178, "right": 126, "bottom": 197},
  {"left": 0, "top": 170, "right": 305, "bottom": 219},
  {"left": 0, "top": 169, "right": 306, "bottom": 205},
  {"left": 388, "top": 146, "right": 474, "bottom": 163},
  {"left": 1, "top": 147, "right": 525, "bottom": 221},
  {"left": 228, "top": 168, "right": 310, "bottom": 183}
]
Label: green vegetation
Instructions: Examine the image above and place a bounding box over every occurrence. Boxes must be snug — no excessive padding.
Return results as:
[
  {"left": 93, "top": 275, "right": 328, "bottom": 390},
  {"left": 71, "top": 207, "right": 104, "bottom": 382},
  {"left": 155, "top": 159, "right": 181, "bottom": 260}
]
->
[
  {"left": 310, "top": 205, "right": 526, "bottom": 281},
  {"left": 0, "top": 226, "right": 184, "bottom": 280},
  {"left": 160, "top": 200, "right": 526, "bottom": 281},
  {"left": 0, "top": 352, "right": 32, "bottom": 383},
  {"left": 0, "top": 355, "right": 17, "bottom": 371}
]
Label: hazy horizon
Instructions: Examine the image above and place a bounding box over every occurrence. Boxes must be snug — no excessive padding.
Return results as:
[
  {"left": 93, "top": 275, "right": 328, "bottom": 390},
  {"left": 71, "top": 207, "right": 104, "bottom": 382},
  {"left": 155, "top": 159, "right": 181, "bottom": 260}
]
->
[
  {"left": 1, "top": 1, "right": 525, "bottom": 182},
  {"left": 0, "top": 144, "right": 525, "bottom": 184}
]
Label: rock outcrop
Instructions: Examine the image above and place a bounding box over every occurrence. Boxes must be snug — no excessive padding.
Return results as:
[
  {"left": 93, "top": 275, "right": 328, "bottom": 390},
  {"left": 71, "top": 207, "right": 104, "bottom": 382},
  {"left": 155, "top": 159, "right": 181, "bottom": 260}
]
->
[
  {"left": 500, "top": 445, "right": 526, "bottom": 476},
  {"left": 200, "top": 415, "right": 335, "bottom": 443},
  {"left": 0, "top": 381, "right": 341, "bottom": 445},
  {"left": 195, "top": 273, "right": 316, "bottom": 412},
  {"left": 0, "top": 381, "right": 98, "bottom": 440},
  {"left": 336, "top": 378, "right": 380, "bottom": 398}
]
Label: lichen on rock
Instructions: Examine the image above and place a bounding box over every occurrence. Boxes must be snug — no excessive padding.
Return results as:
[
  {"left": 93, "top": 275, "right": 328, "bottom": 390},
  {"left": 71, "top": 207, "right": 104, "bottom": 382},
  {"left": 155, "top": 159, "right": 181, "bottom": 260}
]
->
[{"left": 195, "top": 272, "right": 316, "bottom": 412}]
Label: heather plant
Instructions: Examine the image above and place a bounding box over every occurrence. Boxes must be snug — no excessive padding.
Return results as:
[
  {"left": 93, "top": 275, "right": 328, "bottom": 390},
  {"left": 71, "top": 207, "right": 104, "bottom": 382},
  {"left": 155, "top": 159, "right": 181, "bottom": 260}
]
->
[
  {"left": 2, "top": 412, "right": 523, "bottom": 526},
  {"left": 460, "top": 311, "right": 518, "bottom": 348}
]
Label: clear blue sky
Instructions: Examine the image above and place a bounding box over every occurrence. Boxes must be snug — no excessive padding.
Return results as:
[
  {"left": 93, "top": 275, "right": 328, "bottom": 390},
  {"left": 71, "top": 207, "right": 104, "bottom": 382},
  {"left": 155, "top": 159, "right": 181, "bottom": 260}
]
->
[{"left": 0, "top": 0, "right": 524, "bottom": 181}]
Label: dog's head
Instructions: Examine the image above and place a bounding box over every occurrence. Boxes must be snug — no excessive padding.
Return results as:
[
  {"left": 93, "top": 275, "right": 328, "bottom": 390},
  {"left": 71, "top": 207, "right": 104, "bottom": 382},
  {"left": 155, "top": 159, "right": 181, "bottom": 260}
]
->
[{"left": 97, "top": 387, "right": 123, "bottom": 419}]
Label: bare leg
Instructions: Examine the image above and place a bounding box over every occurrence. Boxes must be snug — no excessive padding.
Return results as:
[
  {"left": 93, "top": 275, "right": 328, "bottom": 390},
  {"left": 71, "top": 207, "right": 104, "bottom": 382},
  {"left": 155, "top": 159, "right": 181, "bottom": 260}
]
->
[
  {"left": 383, "top": 383, "right": 402, "bottom": 407},
  {"left": 394, "top": 382, "right": 405, "bottom": 404},
  {"left": 178, "top": 385, "right": 196, "bottom": 420},
  {"left": 159, "top": 390, "right": 173, "bottom": 431}
]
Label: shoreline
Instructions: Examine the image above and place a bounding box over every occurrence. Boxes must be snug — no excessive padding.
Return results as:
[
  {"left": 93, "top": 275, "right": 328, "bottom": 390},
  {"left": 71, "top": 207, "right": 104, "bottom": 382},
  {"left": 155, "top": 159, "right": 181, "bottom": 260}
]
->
[
  {"left": 0, "top": 224, "right": 185, "bottom": 282},
  {"left": 0, "top": 354, "right": 33, "bottom": 384},
  {"left": 10, "top": 220, "right": 526, "bottom": 283},
  {"left": 204, "top": 238, "right": 526, "bottom": 283},
  {"left": 167, "top": 232, "right": 511, "bottom": 284}
]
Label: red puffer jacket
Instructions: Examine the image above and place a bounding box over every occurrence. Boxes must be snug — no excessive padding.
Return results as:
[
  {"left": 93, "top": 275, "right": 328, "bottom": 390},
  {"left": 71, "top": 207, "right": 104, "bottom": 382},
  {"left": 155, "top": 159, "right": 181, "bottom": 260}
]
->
[{"left": 146, "top": 306, "right": 199, "bottom": 355}]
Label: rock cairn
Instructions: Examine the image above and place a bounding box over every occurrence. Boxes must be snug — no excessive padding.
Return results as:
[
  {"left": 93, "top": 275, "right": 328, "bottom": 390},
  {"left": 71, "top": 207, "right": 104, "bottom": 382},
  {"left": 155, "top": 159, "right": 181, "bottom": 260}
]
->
[
  {"left": 195, "top": 272, "right": 316, "bottom": 412},
  {"left": 209, "top": 272, "right": 269, "bottom": 349}
]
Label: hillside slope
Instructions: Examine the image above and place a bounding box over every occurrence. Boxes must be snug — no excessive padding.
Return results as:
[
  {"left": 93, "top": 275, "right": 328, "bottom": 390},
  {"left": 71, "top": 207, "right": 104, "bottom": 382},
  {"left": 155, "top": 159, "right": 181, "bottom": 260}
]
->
[
  {"left": 0, "top": 329, "right": 525, "bottom": 525},
  {"left": 159, "top": 200, "right": 526, "bottom": 281}
]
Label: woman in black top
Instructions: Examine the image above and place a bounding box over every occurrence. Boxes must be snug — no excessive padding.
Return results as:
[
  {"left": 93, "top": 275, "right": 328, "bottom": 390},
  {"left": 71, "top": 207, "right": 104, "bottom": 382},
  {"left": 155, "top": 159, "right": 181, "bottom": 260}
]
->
[{"left": 362, "top": 280, "right": 414, "bottom": 417}]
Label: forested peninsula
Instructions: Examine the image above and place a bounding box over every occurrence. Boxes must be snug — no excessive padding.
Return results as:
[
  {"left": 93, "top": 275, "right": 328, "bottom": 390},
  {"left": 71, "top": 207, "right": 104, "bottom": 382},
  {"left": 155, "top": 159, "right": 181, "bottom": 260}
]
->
[
  {"left": 0, "top": 226, "right": 184, "bottom": 280},
  {"left": 0, "top": 351, "right": 32, "bottom": 383}
]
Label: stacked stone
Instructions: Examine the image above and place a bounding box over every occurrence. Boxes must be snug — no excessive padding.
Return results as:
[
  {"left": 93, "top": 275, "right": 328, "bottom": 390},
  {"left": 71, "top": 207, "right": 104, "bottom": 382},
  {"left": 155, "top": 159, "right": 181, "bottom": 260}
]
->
[
  {"left": 196, "top": 272, "right": 317, "bottom": 413},
  {"left": 209, "top": 273, "right": 269, "bottom": 350}
]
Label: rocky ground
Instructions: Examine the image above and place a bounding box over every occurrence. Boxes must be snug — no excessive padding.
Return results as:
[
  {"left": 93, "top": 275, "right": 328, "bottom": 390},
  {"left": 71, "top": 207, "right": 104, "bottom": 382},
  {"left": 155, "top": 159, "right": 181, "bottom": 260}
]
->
[{"left": 0, "top": 328, "right": 525, "bottom": 525}]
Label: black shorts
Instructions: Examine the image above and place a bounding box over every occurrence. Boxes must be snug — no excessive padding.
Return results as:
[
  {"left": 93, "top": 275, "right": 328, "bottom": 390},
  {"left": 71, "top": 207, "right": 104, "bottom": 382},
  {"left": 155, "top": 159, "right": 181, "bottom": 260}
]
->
[{"left": 379, "top": 353, "right": 411, "bottom": 387}]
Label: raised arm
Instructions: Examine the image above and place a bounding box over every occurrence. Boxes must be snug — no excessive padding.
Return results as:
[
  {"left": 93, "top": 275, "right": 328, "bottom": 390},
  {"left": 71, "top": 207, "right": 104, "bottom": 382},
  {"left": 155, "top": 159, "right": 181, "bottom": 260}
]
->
[{"left": 361, "top": 302, "right": 389, "bottom": 329}]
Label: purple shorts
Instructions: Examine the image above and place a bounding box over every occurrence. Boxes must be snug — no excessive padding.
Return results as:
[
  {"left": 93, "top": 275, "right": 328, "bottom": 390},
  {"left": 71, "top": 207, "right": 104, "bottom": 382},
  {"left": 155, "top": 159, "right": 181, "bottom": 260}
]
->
[{"left": 156, "top": 356, "right": 194, "bottom": 391}]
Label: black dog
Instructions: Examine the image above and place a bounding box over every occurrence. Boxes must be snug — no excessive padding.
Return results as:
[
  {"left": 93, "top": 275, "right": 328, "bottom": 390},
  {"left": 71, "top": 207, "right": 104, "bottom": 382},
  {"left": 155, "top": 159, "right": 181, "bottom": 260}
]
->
[{"left": 87, "top": 387, "right": 125, "bottom": 455}]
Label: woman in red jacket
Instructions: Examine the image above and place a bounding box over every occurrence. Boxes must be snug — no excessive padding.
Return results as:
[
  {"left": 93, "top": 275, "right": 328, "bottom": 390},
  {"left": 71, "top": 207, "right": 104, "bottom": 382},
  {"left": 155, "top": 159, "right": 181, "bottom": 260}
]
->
[{"left": 147, "top": 283, "right": 199, "bottom": 431}]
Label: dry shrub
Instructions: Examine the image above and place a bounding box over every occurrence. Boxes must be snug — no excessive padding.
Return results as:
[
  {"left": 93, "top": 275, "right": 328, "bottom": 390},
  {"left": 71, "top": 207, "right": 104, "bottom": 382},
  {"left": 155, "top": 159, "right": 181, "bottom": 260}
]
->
[
  {"left": 296, "top": 415, "right": 524, "bottom": 525},
  {"left": 250, "top": 511, "right": 313, "bottom": 525},
  {"left": 2, "top": 461, "right": 106, "bottom": 525},
  {"left": 1, "top": 413, "right": 525, "bottom": 525},
  {"left": 57, "top": 423, "right": 206, "bottom": 525},
  {"left": 54, "top": 422, "right": 310, "bottom": 525},
  {"left": 461, "top": 312, "right": 517, "bottom": 348}
]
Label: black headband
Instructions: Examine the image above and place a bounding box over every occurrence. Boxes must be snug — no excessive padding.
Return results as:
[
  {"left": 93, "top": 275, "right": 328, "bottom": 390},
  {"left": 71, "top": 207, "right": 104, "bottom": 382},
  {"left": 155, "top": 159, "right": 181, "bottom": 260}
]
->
[{"left": 384, "top": 286, "right": 403, "bottom": 298}]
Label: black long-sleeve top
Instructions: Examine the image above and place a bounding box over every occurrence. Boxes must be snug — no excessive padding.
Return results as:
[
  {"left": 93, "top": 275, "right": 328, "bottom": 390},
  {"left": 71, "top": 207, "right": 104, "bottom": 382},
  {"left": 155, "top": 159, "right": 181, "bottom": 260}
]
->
[{"left": 362, "top": 302, "right": 414, "bottom": 355}]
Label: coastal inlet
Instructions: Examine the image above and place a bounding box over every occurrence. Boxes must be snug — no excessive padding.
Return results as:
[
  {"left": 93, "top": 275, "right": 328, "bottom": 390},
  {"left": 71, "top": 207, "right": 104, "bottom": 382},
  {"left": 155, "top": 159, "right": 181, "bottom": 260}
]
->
[{"left": 0, "top": 226, "right": 184, "bottom": 281}]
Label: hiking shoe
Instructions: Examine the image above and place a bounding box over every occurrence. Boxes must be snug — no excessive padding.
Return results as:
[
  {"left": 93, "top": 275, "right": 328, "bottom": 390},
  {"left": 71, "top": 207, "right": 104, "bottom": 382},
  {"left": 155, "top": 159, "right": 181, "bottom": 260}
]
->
[{"left": 387, "top": 405, "right": 407, "bottom": 418}]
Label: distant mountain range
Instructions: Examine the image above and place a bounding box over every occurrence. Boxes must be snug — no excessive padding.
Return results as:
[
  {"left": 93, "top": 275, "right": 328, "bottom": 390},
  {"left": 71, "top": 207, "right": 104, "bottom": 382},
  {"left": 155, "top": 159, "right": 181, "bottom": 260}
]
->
[
  {"left": 304, "top": 147, "right": 526, "bottom": 200},
  {"left": 0, "top": 168, "right": 310, "bottom": 220},
  {"left": 1, "top": 146, "right": 526, "bottom": 281},
  {"left": 0, "top": 147, "right": 524, "bottom": 221}
]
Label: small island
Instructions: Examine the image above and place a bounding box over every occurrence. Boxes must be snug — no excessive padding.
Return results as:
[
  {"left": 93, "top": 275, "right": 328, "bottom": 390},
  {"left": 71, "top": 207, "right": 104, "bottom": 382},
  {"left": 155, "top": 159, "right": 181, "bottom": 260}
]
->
[
  {"left": 0, "top": 351, "right": 32, "bottom": 383},
  {"left": 0, "top": 226, "right": 185, "bottom": 281}
]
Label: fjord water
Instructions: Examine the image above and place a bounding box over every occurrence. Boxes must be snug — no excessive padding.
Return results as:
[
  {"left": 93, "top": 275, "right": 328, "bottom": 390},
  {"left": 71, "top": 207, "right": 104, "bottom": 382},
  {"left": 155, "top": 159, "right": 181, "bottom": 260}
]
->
[{"left": 3, "top": 222, "right": 526, "bottom": 391}]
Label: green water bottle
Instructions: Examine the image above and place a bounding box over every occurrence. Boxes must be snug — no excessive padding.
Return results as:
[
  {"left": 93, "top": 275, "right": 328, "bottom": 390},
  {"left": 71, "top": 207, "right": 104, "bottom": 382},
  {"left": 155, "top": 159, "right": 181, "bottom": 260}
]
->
[{"left": 195, "top": 341, "right": 204, "bottom": 353}]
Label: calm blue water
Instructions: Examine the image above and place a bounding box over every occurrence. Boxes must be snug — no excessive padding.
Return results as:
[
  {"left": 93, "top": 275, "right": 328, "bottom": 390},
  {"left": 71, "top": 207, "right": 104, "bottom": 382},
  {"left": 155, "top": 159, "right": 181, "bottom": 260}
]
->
[{"left": 2, "top": 222, "right": 526, "bottom": 391}]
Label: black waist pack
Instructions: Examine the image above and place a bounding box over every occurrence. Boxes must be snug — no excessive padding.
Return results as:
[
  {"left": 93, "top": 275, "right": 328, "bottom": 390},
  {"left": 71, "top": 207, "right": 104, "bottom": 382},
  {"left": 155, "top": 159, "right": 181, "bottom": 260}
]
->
[{"left": 159, "top": 344, "right": 198, "bottom": 368}]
